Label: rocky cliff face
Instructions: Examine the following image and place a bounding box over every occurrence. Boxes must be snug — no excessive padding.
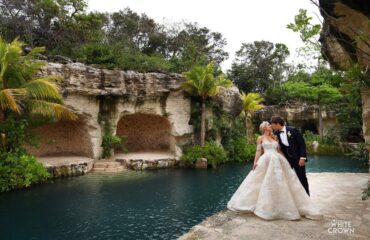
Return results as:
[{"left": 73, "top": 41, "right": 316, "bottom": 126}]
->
[
  {"left": 319, "top": 0, "right": 370, "bottom": 69},
  {"left": 254, "top": 104, "right": 336, "bottom": 135},
  {"left": 31, "top": 62, "right": 242, "bottom": 160},
  {"left": 319, "top": 0, "right": 370, "bottom": 147}
]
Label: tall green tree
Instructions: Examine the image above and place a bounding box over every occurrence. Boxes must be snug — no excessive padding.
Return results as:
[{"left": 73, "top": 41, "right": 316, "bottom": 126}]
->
[
  {"left": 229, "top": 41, "right": 290, "bottom": 94},
  {"left": 0, "top": 0, "right": 91, "bottom": 48},
  {"left": 282, "top": 79, "right": 341, "bottom": 137},
  {"left": 240, "top": 92, "right": 264, "bottom": 143},
  {"left": 287, "top": 8, "right": 323, "bottom": 69},
  {"left": 182, "top": 62, "right": 232, "bottom": 146},
  {"left": 0, "top": 37, "right": 77, "bottom": 120}
]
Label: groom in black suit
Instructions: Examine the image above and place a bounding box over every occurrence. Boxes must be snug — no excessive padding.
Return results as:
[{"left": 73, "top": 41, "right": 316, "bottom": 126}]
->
[{"left": 270, "top": 116, "right": 310, "bottom": 196}]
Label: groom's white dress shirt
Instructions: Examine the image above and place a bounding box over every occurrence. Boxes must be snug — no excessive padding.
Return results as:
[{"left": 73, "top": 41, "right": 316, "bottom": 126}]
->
[{"left": 280, "top": 126, "right": 289, "bottom": 146}]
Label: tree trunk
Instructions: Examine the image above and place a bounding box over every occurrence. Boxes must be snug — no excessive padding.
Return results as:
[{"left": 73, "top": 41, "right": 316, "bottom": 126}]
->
[
  {"left": 200, "top": 99, "right": 206, "bottom": 147},
  {"left": 318, "top": 105, "right": 323, "bottom": 138},
  {"left": 245, "top": 112, "right": 253, "bottom": 144},
  {"left": 245, "top": 112, "right": 249, "bottom": 142}
]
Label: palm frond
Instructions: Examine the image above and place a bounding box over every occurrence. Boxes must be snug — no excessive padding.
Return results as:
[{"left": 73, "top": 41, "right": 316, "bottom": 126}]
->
[
  {"left": 0, "top": 89, "right": 23, "bottom": 113},
  {"left": 241, "top": 92, "right": 265, "bottom": 113},
  {"left": 27, "top": 100, "right": 78, "bottom": 121},
  {"left": 181, "top": 62, "right": 232, "bottom": 98},
  {"left": 24, "top": 77, "right": 63, "bottom": 103}
]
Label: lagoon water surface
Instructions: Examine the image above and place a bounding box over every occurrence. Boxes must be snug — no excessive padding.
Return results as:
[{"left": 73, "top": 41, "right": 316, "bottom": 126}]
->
[{"left": 0, "top": 155, "right": 367, "bottom": 240}]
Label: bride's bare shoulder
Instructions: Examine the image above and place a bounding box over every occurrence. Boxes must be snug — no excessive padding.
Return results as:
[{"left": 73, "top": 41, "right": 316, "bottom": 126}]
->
[{"left": 256, "top": 136, "right": 263, "bottom": 144}]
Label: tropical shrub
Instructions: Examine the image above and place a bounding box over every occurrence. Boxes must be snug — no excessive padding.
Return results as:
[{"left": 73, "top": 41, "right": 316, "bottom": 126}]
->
[
  {"left": 0, "top": 152, "right": 50, "bottom": 192},
  {"left": 101, "top": 134, "right": 127, "bottom": 158},
  {"left": 0, "top": 117, "right": 50, "bottom": 192},
  {"left": 224, "top": 137, "right": 256, "bottom": 163},
  {"left": 181, "top": 142, "right": 227, "bottom": 168},
  {"left": 346, "top": 143, "right": 369, "bottom": 166}
]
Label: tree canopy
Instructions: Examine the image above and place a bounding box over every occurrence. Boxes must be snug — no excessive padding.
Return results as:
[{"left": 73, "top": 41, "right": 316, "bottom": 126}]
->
[
  {"left": 228, "top": 41, "right": 290, "bottom": 94},
  {"left": 0, "top": 1, "right": 228, "bottom": 73}
]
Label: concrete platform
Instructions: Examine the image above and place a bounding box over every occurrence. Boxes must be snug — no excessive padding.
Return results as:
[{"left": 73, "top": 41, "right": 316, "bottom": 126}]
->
[
  {"left": 180, "top": 173, "right": 370, "bottom": 240},
  {"left": 38, "top": 156, "right": 94, "bottom": 178},
  {"left": 116, "top": 152, "right": 179, "bottom": 170}
]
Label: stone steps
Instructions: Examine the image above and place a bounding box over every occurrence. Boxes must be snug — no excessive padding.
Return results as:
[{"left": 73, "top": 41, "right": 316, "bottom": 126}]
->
[{"left": 92, "top": 161, "right": 126, "bottom": 173}]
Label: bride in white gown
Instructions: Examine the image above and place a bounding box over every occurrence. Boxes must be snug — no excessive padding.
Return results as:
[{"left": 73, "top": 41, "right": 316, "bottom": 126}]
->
[{"left": 227, "top": 121, "right": 323, "bottom": 220}]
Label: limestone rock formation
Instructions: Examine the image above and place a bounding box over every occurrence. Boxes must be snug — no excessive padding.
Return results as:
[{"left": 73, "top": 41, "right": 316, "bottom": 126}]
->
[
  {"left": 254, "top": 104, "right": 336, "bottom": 135},
  {"left": 319, "top": 0, "right": 370, "bottom": 69},
  {"left": 32, "top": 62, "right": 241, "bottom": 167},
  {"left": 319, "top": 0, "right": 370, "bottom": 148},
  {"left": 213, "top": 86, "right": 243, "bottom": 118}
]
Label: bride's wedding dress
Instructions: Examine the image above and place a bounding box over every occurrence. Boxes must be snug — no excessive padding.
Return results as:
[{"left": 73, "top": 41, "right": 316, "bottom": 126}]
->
[{"left": 227, "top": 139, "right": 322, "bottom": 220}]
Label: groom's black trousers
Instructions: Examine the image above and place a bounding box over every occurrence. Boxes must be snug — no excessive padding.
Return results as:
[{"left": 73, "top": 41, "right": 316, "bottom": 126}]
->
[{"left": 291, "top": 163, "right": 310, "bottom": 196}]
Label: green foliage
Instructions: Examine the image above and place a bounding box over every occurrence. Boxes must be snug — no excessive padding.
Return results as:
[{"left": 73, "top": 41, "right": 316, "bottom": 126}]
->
[
  {"left": 304, "top": 130, "right": 338, "bottom": 145},
  {"left": 279, "top": 81, "right": 341, "bottom": 105},
  {"left": 99, "top": 117, "right": 127, "bottom": 158},
  {"left": 73, "top": 43, "right": 117, "bottom": 69},
  {"left": 0, "top": 152, "right": 50, "bottom": 192},
  {"left": 287, "top": 9, "right": 321, "bottom": 44},
  {"left": 304, "top": 130, "right": 344, "bottom": 155},
  {"left": 0, "top": 37, "right": 77, "bottom": 120},
  {"left": 180, "top": 142, "right": 227, "bottom": 168},
  {"left": 0, "top": 117, "right": 50, "bottom": 192},
  {"left": 229, "top": 41, "right": 290, "bottom": 93},
  {"left": 241, "top": 92, "right": 264, "bottom": 113},
  {"left": 115, "top": 49, "right": 170, "bottom": 72},
  {"left": 303, "top": 131, "right": 321, "bottom": 144},
  {"left": 223, "top": 137, "right": 256, "bottom": 163},
  {"left": 346, "top": 143, "right": 369, "bottom": 166},
  {"left": 182, "top": 62, "right": 232, "bottom": 98},
  {"left": 335, "top": 65, "right": 364, "bottom": 141},
  {"left": 0, "top": 4, "right": 228, "bottom": 73},
  {"left": 182, "top": 62, "right": 232, "bottom": 146},
  {"left": 287, "top": 9, "right": 323, "bottom": 69},
  {"left": 0, "top": 116, "right": 28, "bottom": 154},
  {"left": 101, "top": 134, "right": 127, "bottom": 158},
  {"left": 240, "top": 92, "right": 264, "bottom": 143}
]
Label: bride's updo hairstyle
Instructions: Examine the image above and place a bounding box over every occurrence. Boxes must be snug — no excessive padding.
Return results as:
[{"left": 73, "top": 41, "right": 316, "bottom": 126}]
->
[{"left": 259, "top": 121, "right": 270, "bottom": 134}]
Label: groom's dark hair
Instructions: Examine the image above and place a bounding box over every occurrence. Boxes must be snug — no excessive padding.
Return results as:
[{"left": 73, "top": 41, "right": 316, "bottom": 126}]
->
[{"left": 271, "top": 116, "right": 285, "bottom": 126}]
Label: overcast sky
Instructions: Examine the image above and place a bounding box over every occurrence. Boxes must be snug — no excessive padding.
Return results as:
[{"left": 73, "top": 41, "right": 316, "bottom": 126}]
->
[{"left": 87, "top": 0, "right": 321, "bottom": 71}]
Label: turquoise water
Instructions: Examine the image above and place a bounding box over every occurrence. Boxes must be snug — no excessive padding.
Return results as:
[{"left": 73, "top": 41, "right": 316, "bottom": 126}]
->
[{"left": 0, "top": 155, "right": 367, "bottom": 240}]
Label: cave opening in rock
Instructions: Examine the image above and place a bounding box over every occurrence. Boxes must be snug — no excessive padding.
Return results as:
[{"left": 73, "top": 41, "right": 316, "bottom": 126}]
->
[
  {"left": 26, "top": 120, "right": 94, "bottom": 158},
  {"left": 301, "top": 121, "right": 319, "bottom": 134},
  {"left": 116, "top": 113, "right": 174, "bottom": 153}
]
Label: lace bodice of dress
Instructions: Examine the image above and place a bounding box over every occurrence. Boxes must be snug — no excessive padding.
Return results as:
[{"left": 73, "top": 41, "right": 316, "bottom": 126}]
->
[{"left": 261, "top": 139, "right": 279, "bottom": 154}]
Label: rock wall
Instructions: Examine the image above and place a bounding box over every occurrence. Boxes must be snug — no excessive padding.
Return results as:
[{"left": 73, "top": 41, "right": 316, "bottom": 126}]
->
[
  {"left": 254, "top": 104, "right": 337, "bottom": 135},
  {"left": 319, "top": 0, "right": 370, "bottom": 151},
  {"left": 35, "top": 62, "right": 241, "bottom": 160}
]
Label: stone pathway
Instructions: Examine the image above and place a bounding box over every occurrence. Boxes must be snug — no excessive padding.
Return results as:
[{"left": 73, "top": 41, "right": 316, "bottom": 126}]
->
[{"left": 180, "top": 173, "right": 370, "bottom": 240}]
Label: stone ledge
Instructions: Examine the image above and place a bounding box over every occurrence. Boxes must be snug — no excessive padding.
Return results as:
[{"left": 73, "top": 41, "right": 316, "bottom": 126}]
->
[
  {"left": 38, "top": 156, "right": 94, "bottom": 178},
  {"left": 116, "top": 152, "right": 179, "bottom": 170}
]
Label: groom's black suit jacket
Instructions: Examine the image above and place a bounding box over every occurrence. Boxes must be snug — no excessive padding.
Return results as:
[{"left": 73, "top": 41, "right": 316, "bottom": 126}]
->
[{"left": 275, "top": 126, "right": 307, "bottom": 167}]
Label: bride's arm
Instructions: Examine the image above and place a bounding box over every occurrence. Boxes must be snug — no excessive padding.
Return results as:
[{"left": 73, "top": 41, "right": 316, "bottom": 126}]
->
[
  {"left": 253, "top": 137, "right": 263, "bottom": 170},
  {"left": 277, "top": 145, "right": 286, "bottom": 158}
]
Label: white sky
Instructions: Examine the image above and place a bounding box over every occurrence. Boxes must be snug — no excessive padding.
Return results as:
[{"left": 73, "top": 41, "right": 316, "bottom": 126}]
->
[{"left": 87, "top": 0, "right": 322, "bottom": 71}]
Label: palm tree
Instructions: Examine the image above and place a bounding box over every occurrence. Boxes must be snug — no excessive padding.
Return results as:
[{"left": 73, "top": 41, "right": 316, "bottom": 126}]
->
[
  {"left": 0, "top": 37, "right": 77, "bottom": 120},
  {"left": 182, "top": 62, "right": 232, "bottom": 146},
  {"left": 241, "top": 92, "right": 264, "bottom": 143}
]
